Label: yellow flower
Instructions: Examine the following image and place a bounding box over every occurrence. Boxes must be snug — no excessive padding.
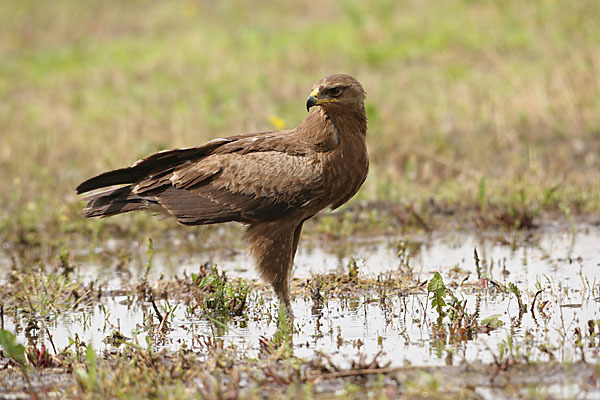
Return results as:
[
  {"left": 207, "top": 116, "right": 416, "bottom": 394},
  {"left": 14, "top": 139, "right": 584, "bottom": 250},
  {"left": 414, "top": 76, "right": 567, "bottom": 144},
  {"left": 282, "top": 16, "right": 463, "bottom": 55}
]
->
[{"left": 268, "top": 115, "right": 285, "bottom": 130}]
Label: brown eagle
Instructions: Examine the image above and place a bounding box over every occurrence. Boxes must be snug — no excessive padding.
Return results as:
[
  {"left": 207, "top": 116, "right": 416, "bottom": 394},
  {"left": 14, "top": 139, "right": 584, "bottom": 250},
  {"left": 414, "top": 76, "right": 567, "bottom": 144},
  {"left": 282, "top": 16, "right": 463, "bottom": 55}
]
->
[{"left": 76, "top": 74, "right": 369, "bottom": 315}]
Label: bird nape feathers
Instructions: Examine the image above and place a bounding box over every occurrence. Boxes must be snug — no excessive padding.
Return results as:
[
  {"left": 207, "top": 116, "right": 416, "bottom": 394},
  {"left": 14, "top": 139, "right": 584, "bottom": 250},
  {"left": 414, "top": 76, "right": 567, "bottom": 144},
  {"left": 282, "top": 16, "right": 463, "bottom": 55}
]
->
[{"left": 76, "top": 74, "right": 369, "bottom": 316}]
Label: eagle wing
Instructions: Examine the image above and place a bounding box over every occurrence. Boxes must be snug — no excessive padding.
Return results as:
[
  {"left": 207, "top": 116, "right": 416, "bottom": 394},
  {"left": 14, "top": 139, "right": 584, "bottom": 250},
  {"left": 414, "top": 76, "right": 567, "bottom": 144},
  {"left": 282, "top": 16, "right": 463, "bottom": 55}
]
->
[{"left": 78, "top": 132, "right": 326, "bottom": 225}]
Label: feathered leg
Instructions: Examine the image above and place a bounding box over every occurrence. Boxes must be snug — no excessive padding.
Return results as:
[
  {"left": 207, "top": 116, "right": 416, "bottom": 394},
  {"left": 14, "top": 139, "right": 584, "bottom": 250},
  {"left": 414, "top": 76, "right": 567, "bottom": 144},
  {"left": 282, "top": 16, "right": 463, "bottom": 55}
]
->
[{"left": 246, "top": 220, "right": 303, "bottom": 316}]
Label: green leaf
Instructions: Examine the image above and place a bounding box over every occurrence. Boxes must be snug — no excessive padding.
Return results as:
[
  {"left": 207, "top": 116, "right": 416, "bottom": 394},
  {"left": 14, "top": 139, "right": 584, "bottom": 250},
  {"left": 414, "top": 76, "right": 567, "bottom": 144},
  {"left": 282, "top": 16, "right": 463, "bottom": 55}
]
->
[
  {"left": 75, "top": 344, "right": 100, "bottom": 393},
  {"left": 508, "top": 282, "right": 527, "bottom": 313},
  {"left": 481, "top": 314, "right": 504, "bottom": 328},
  {"left": 0, "top": 330, "right": 26, "bottom": 366},
  {"left": 428, "top": 272, "right": 447, "bottom": 317},
  {"left": 428, "top": 272, "right": 446, "bottom": 294},
  {"left": 198, "top": 274, "right": 217, "bottom": 289},
  {"left": 86, "top": 344, "right": 97, "bottom": 371}
]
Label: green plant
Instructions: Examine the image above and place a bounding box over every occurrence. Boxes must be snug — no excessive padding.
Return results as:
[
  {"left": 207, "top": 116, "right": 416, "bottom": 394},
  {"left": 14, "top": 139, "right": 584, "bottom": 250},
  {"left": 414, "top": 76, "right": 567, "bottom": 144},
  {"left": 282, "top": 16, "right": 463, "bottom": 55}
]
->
[
  {"left": 509, "top": 282, "right": 528, "bottom": 315},
  {"left": 428, "top": 272, "right": 447, "bottom": 322},
  {"left": 3, "top": 269, "right": 81, "bottom": 317},
  {"left": 0, "top": 330, "right": 39, "bottom": 399},
  {"left": 142, "top": 237, "right": 154, "bottom": 284},
  {"left": 75, "top": 344, "right": 100, "bottom": 394},
  {"left": 198, "top": 267, "right": 248, "bottom": 319},
  {"left": 346, "top": 257, "right": 359, "bottom": 278},
  {"left": 474, "top": 248, "right": 482, "bottom": 279}
]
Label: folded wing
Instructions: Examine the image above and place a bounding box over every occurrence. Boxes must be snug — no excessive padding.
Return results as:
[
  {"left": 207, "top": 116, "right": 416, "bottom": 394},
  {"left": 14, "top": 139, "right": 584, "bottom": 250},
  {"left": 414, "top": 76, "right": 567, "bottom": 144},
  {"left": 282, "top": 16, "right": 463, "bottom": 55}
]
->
[{"left": 78, "top": 133, "right": 325, "bottom": 225}]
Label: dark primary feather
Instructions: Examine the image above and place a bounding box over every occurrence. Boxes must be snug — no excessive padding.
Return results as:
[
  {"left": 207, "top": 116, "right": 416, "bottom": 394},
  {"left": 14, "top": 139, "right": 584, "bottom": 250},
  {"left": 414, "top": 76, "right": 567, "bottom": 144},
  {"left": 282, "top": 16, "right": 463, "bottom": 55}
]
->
[{"left": 76, "top": 138, "right": 234, "bottom": 194}]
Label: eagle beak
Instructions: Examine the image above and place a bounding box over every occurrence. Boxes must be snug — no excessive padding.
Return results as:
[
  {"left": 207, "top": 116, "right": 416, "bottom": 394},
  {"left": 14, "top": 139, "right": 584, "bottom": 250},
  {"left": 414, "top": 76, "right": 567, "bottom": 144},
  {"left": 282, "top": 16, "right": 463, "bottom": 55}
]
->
[{"left": 306, "top": 88, "right": 319, "bottom": 112}]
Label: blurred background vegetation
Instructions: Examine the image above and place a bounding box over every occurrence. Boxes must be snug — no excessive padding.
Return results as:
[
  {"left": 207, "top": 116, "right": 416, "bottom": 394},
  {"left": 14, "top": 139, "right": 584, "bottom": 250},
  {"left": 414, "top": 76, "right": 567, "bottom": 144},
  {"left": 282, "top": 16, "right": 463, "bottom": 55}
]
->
[{"left": 1, "top": 0, "right": 599, "bottom": 241}]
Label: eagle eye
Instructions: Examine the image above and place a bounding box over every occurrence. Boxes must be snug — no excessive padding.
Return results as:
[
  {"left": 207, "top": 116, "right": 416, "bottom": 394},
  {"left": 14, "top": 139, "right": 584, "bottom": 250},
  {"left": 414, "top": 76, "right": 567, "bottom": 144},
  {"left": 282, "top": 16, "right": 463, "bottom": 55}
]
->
[{"left": 328, "top": 86, "right": 343, "bottom": 97}]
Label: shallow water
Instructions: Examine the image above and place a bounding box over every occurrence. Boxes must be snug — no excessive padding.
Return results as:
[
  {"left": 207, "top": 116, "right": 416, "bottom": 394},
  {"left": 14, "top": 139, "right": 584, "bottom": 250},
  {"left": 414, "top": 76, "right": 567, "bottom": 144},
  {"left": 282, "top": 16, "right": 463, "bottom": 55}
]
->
[{"left": 3, "top": 225, "right": 600, "bottom": 371}]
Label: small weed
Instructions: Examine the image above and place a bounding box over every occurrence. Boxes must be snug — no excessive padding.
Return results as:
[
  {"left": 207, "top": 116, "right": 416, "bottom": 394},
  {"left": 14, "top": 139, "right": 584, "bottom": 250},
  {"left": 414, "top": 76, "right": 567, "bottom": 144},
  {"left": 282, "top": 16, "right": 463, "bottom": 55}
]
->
[
  {"left": 428, "top": 272, "right": 501, "bottom": 344},
  {"left": 428, "top": 272, "right": 447, "bottom": 322},
  {"left": 272, "top": 307, "right": 294, "bottom": 354},
  {"left": 142, "top": 237, "right": 154, "bottom": 284},
  {"left": 1, "top": 269, "right": 82, "bottom": 316},
  {"left": 473, "top": 248, "right": 482, "bottom": 280},
  {"left": 310, "top": 275, "right": 325, "bottom": 315},
  {"left": 197, "top": 266, "right": 248, "bottom": 319},
  {"left": 490, "top": 332, "right": 531, "bottom": 378},
  {"left": 396, "top": 240, "right": 415, "bottom": 280},
  {"left": 74, "top": 344, "right": 103, "bottom": 395},
  {"left": 481, "top": 314, "right": 504, "bottom": 330},
  {"left": 0, "top": 329, "right": 39, "bottom": 399},
  {"left": 346, "top": 257, "right": 360, "bottom": 279},
  {"left": 26, "top": 342, "right": 56, "bottom": 368},
  {"left": 509, "top": 282, "right": 528, "bottom": 315}
]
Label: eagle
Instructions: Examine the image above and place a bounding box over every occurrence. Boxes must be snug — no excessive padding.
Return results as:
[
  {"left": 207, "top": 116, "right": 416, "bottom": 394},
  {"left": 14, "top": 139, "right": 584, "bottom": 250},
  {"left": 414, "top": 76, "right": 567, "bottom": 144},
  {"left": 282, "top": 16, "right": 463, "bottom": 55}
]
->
[{"left": 76, "top": 74, "right": 369, "bottom": 315}]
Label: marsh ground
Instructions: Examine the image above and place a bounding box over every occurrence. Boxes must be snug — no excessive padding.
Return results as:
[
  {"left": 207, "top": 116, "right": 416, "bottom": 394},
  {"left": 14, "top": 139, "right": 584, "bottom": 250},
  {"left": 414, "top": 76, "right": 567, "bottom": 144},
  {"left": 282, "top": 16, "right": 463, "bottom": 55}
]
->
[
  {"left": 1, "top": 0, "right": 600, "bottom": 398},
  {"left": 1, "top": 218, "right": 600, "bottom": 398}
]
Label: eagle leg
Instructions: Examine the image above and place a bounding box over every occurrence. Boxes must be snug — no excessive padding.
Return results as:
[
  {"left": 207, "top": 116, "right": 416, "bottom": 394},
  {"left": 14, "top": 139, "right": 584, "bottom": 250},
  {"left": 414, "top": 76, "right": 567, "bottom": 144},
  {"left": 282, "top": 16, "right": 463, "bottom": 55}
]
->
[{"left": 246, "top": 220, "right": 303, "bottom": 317}]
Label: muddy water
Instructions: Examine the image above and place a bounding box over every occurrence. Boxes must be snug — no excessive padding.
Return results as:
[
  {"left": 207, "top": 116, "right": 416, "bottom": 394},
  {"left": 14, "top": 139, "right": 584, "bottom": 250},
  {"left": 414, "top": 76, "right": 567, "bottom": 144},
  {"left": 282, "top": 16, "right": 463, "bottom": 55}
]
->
[{"left": 4, "top": 225, "right": 600, "bottom": 372}]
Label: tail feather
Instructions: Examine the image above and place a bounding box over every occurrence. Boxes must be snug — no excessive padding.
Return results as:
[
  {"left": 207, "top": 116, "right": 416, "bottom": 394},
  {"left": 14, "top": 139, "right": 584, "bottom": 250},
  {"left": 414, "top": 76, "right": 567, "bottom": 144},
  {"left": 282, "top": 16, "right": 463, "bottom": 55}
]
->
[{"left": 81, "top": 186, "right": 156, "bottom": 218}]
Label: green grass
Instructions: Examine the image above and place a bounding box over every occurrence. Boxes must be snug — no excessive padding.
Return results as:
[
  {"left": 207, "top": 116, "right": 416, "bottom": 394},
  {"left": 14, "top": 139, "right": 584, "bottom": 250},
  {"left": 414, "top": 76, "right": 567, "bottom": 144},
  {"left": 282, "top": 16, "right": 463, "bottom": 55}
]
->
[{"left": 1, "top": 0, "right": 599, "bottom": 243}]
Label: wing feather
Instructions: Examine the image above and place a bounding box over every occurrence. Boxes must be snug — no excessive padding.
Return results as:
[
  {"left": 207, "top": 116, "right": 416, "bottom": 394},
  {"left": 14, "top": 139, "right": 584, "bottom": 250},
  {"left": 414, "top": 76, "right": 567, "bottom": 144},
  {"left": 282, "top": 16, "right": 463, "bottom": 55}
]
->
[
  {"left": 76, "top": 139, "right": 234, "bottom": 194},
  {"left": 78, "top": 130, "right": 327, "bottom": 225},
  {"left": 152, "top": 150, "right": 324, "bottom": 224}
]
